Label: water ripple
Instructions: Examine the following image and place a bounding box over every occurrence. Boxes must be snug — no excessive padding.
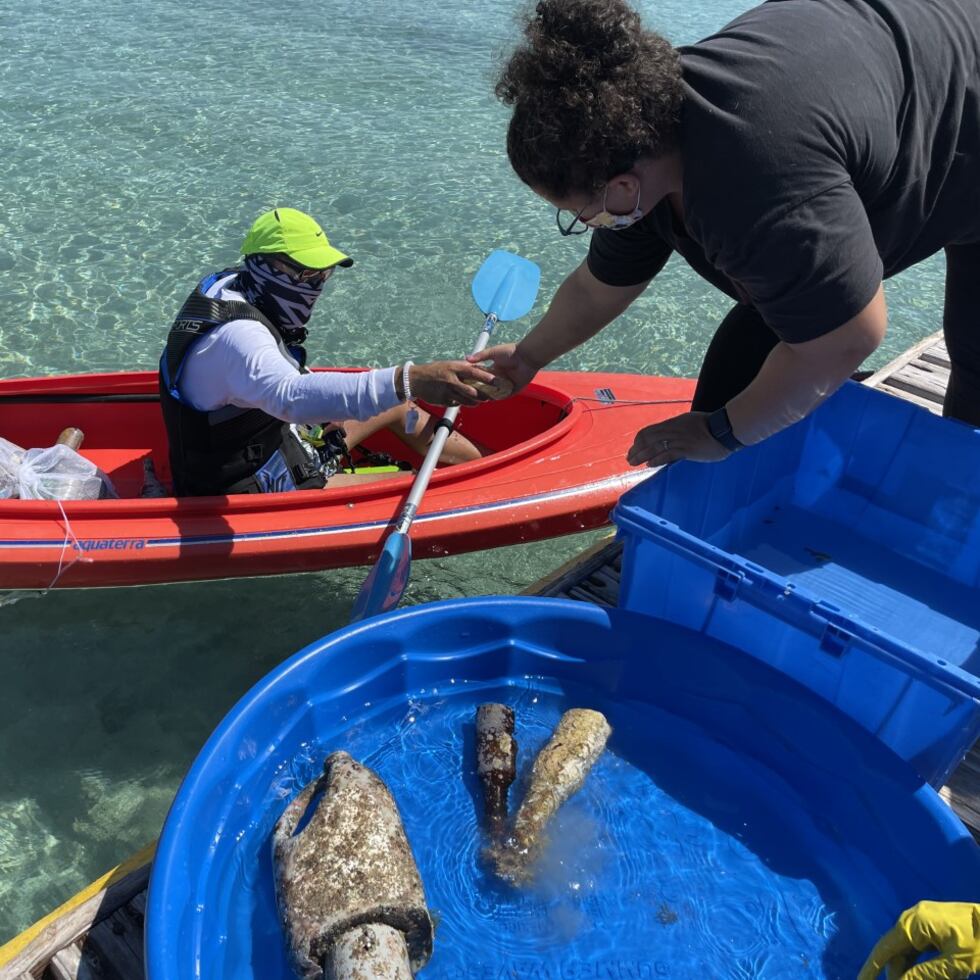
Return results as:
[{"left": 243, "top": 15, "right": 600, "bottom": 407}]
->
[{"left": 201, "top": 686, "right": 882, "bottom": 978}]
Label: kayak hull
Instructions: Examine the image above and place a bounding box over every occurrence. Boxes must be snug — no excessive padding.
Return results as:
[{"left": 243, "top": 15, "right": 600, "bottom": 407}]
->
[{"left": 0, "top": 370, "right": 694, "bottom": 588}]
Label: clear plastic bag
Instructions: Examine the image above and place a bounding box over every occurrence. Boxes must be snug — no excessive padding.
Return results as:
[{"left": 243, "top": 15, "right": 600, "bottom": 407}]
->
[
  {"left": 0, "top": 437, "right": 25, "bottom": 499},
  {"left": 18, "top": 444, "right": 117, "bottom": 500}
]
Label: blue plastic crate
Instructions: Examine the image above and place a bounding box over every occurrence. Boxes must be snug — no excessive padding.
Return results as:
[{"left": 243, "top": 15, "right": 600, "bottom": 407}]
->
[{"left": 613, "top": 381, "right": 980, "bottom": 787}]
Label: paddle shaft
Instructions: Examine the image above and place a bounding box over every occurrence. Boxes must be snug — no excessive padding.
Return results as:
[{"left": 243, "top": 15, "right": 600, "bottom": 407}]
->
[
  {"left": 348, "top": 250, "right": 539, "bottom": 623},
  {"left": 392, "top": 312, "right": 498, "bottom": 535}
]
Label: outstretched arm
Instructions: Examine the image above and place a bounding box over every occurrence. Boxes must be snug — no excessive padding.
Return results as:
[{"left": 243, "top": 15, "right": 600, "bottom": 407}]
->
[
  {"left": 726, "top": 283, "right": 886, "bottom": 444},
  {"left": 627, "top": 284, "right": 886, "bottom": 467},
  {"left": 185, "top": 320, "right": 496, "bottom": 425}
]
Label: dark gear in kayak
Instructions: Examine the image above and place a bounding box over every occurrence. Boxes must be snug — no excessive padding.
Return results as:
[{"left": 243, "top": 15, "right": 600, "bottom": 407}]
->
[{"left": 159, "top": 270, "right": 335, "bottom": 496}]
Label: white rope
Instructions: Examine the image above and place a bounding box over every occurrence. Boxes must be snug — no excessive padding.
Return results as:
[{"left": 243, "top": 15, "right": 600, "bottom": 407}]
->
[
  {"left": 45, "top": 498, "right": 92, "bottom": 591},
  {"left": 0, "top": 498, "right": 97, "bottom": 607},
  {"left": 560, "top": 396, "right": 692, "bottom": 413}
]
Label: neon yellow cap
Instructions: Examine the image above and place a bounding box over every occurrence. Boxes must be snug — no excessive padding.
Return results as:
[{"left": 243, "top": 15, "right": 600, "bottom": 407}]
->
[{"left": 241, "top": 208, "right": 353, "bottom": 270}]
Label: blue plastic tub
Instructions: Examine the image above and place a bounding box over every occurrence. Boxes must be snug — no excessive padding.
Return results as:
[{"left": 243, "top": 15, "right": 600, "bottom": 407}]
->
[
  {"left": 146, "top": 596, "right": 980, "bottom": 979},
  {"left": 614, "top": 381, "right": 980, "bottom": 787}
]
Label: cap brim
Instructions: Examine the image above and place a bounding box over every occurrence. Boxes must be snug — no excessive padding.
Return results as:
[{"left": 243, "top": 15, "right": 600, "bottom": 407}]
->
[{"left": 291, "top": 242, "right": 353, "bottom": 270}]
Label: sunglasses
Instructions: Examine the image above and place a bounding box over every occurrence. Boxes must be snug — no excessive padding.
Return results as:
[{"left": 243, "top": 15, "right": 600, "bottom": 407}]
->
[{"left": 270, "top": 255, "right": 336, "bottom": 285}]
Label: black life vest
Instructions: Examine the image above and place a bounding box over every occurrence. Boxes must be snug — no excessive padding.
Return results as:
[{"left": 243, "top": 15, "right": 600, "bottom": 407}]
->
[{"left": 159, "top": 270, "right": 328, "bottom": 497}]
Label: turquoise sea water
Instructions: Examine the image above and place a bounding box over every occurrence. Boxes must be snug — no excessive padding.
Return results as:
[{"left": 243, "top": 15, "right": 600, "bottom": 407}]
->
[{"left": 0, "top": 0, "right": 946, "bottom": 945}]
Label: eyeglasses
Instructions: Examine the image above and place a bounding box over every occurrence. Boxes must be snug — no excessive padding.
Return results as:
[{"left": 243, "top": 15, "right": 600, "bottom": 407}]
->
[
  {"left": 270, "top": 255, "right": 336, "bottom": 285},
  {"left": 555, "top": 204, "right": 592, "bottom": 237},
  {"left": 555, "top": 182, "right": 645, "bottom": 237}
]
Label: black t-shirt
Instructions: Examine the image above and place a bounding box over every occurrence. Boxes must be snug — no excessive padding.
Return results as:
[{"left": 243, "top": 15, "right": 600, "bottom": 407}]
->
[{"left": 588, "top": 0, "right": 980, "bottom": 342}]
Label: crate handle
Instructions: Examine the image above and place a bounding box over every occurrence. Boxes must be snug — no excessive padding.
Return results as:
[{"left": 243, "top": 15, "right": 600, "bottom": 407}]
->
[{"left": 714, "top": 567, "right": 745, "bottom": 601}]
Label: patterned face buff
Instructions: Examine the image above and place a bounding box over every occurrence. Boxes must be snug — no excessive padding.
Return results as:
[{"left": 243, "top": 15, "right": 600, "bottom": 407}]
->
[
  {"left": 555, "top": 183, "right": 645, "bottom": 236},
  {"left": 582, "top": 183, "right": 644, "bottom": 231},
  {"left": 236, "top": 255, "right": 326, "bottom": 342}
]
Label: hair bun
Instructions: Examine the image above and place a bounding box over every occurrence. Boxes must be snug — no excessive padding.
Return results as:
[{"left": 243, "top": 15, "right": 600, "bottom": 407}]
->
[{"left": 529, "top": 0, "right": 641, "bottom": 76}]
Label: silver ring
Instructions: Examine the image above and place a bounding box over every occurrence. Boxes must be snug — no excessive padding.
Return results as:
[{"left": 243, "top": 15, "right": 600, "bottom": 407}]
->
[{"left": 661, "top": 439, "right": 670, "bottom": 452}]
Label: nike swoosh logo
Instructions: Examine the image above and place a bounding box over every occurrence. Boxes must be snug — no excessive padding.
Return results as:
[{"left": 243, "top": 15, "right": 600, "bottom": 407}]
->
[{"left": 315, "top": 231, "right": 323, "bottom": 237}]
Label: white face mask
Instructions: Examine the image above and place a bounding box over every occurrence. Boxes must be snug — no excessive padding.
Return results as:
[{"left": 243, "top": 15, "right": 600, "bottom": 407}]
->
[{"left": 555, "top": 182, "right": 645, "bottom": 236}]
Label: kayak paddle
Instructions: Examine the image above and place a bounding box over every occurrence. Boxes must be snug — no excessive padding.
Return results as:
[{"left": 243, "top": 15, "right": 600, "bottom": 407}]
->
[{"left": 349, "top": 249, "right": 541, "bottom": 622}]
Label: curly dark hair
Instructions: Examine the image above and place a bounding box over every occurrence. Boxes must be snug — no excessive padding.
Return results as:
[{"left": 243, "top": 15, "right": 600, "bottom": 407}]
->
[{"left": 496, "top": 0, "right": 683, "bottom": 198}]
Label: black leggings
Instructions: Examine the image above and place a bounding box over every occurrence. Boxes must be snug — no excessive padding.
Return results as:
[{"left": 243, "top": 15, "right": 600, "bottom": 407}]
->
[{"left": 691, "top": 243, "right": 980, "bottom": 426}]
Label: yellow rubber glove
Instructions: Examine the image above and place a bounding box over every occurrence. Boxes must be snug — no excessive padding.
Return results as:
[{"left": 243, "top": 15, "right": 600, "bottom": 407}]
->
[{"left": 858, "top": 901, "right": 980, "bottom": 979}]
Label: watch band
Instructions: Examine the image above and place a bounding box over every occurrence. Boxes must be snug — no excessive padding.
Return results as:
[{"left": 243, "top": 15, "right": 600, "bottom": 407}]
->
[{"left": 707, "top": 406, "right": 744, "bottom": 452}]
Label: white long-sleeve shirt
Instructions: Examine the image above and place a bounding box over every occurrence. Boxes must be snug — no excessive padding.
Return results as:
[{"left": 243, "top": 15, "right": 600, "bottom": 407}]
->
[{"left": 177, "top": 275, "right": 401, "bottom": 425}]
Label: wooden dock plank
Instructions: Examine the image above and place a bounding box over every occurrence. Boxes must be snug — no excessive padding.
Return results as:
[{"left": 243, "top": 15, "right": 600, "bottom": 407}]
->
[
  {"left": 79, "top": 906, "right": 144, "bottom": 980},
  {"left": 874, "top": 380, "right": 944, "bottom": 414},
  {"left": 519, "top": 533, "right": 616, "bottom": 597},
  {"left": 0, "top": 845, "right": 153, "bottom": 979},
  {"left": 863, "top": 330, "right": 949, "bottom": 415},
  {"left": 921, "top": 344, "right": 951, "bottom": 370},
  {"left": 888, "top": 361, "right": 950, "bottom": 405},
  {"left": 941, "top": 750, "right": 980, "bottom": 837},
  {"left": 46, "top": 943, "right": 81, "bottom": 980},
  {"left": 863, "top": 331, "right": 946, "bottom": 389}
]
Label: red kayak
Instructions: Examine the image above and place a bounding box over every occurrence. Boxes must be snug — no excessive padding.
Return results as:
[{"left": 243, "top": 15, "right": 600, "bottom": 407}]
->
[{"left": 0, "top": 369, "right": 693, "bottom": 589}]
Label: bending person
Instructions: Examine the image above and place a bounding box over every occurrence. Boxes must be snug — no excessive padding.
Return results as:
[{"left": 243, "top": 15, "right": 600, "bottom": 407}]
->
[
  {"left": 160, "top": 208, "right": 492, "bottom": 496},
  {"left": 473, "top": 0, "right": 980, "bottom": 467}
]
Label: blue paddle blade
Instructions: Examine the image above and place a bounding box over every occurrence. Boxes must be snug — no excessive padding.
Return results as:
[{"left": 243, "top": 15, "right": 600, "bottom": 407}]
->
[
  {"left": 471, "top": 249, "right": 541, "bottom": 321},
  {"left": 349, "top": 532, "right": 412, "bottom": 623},
  {"left": 350, "top": 249, "right": 539, "bottom": 625}
]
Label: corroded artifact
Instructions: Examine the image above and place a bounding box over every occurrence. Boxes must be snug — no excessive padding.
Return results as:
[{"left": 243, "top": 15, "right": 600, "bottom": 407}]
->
[
  {"left": 273, "top": 751, "right": 434, "bottom": 979},
  {"left": 475, "top": 702, "right": 518, "bottom": 840},
  {"left": 498, "top": 708, "right": 611, "bottom": 879}
]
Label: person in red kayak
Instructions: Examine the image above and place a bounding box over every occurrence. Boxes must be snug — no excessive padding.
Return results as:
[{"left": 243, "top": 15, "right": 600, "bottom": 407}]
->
[
  {"left": 160, "top": 208, "right": 492, "bottom": 496},
  {"left": 473, "top": 0, "right": 980, "bottom": 467}
]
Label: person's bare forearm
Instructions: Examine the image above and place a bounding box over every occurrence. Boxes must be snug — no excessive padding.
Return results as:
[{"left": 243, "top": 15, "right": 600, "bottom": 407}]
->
[
  {"left": 625, "top": 287, "right": 886, "bottom": 468},
  {"left": 727, "top": 286, "right": 887, "bottom": 444},
  {"left": 726, "top": 341, "right": 858, "bottom": 443},
  {"left": 517, "top": 262, "right": 649, "bottom": 369}
]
